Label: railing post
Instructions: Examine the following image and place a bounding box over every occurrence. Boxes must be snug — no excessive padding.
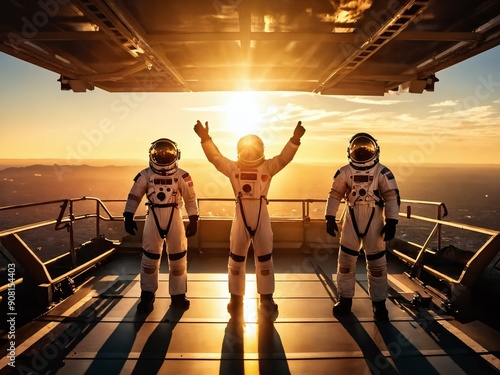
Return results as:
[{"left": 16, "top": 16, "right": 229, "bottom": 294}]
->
[
  {"left": 68, "top": 200, "right": 76, "bottom": 268},
  {"left": 437, "top": 204, "right": 442, "bottom": 250},
  {"left": 96, "top": 200, "right": 100, "bottom": 237}
]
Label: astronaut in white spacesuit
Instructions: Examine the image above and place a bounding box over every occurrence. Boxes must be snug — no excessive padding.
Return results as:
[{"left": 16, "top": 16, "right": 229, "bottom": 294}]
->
[
  {"left": 194, "top": 120, "right": 305, "bottom": 321},
  {"left": 325, "top": 133, "right": 400, "bottom": 321},
  {"left": 123, "top": 138, "right": 199, "bottom": 313}
]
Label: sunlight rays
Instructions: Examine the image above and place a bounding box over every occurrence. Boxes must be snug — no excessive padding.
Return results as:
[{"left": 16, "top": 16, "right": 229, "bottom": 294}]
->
[{"left": 224, "top": 92, "right": 263, "bottom": 138}]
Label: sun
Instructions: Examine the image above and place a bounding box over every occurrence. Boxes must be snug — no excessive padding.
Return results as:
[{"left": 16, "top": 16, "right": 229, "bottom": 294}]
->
[{"left": 224, "top": 91, "right": 262, "bottom": 138}]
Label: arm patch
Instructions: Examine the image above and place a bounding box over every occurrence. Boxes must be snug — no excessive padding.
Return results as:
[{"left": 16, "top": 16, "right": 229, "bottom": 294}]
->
[
  {"left": 133, "top": 173, "right": 141, "bottom": 182},
  {"left": 381, "top": 167, "right": 395, "bottom": 180},
  {"left": 182, "top": 172, "right": 194, "bottom": 186},
  {"left": 333, "top": 169, "right": 341, "bottom": 178}
]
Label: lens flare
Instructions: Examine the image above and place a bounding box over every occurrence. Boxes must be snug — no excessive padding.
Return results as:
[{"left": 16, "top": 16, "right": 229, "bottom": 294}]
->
[{"left": 225, "top": 92, "right": 262, "bottom": 138}]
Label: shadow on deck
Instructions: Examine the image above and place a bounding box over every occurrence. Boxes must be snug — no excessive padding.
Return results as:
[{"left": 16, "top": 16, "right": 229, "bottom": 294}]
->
[{"left": 1, "top": 247, "right": 499, "bottom": 375}]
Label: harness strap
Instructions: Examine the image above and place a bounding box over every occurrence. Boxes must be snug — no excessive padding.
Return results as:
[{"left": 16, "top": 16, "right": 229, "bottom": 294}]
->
[
  {"left": 237, "top": 193, "right": 265, "bottom": 237},
  {"left": 148, "top": 202, "right": 178, "bottom": 208},
  {"left": 230, "top": 252, "right": 246, "bottom": 262},
  {"left": 169, "top": 250, "right": 187, "bottom": 261},
  {"left": 366, "top": 250, "right": 386, "bottom": 261},
  {"left": 147, "top": 200, "right": 178, "bottom": 238},
  {"left": 258, "top": 253, "right": 273, "bottom": 262},
  {"left": 340, "top": 244, "right": 359, "bottom": 257},
  {"left": 349, "top": 206, "right": 375, "bottom": 238},
  {"left": 142, "top": 249, "right": 160, "bottom": 260}
]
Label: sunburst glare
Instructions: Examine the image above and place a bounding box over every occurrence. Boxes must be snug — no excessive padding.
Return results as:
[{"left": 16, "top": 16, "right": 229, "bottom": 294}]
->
[{"left": 224, "top": 91, "right": 263, "bottom": 138}]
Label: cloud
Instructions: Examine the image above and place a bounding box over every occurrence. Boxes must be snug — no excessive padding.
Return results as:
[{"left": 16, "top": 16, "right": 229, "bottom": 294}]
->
[
  {"left": 434, "top": 105, "right": 495, "bottom": 121},
  {"left": 337, "top": 96, "right": 410, "bottom": 105},
  {"left": 394, "top": 114, "right": 418, "bottom": 122},
  {"left": 429, "top": 100, "right": 458, "bottom": 107},
  {"left": 183, "top": 105, "right": 226, "bottom": 112}
]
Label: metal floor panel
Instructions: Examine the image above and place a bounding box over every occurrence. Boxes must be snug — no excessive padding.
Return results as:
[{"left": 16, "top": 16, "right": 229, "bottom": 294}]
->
[{"left": 3, "top": 251, "right": 500, "bottom": 375}]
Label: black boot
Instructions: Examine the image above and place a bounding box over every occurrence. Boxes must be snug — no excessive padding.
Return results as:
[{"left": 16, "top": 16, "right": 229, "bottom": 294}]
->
[
  {"left": 373, "top": 299, "right": 389, "bottom": 322},
  {"left": 332, "top": 296, "right": 352, "bottom": 316},
  {"left": 259, "top": 294, "right": 279, "bottom": 322},
  {"left": 171, "top": 294, "right": 190, "bottom": 310},
  {"left": 137, "top": 291, "right": 155, "bottom": 313},
  {"left": 227, "top": 294, "right": 244, "bottom": 320}
]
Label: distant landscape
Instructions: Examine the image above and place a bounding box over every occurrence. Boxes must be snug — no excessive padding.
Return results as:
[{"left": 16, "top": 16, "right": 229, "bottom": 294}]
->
[
  {"left": 1, "top": 160, "right": 499, "bottom": 224},
  {"left": 0, "top": 161, "right": 499, "bottom": 260}
]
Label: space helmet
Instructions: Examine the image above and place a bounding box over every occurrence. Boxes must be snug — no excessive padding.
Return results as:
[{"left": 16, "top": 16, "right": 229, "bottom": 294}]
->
[
  {"left": 237, "top": 134, "right": 265, "bottom": 167},
  {"left": 347, "top": 133, "right": 379, "bottom": 168},
  {"left": 149, "top": 138, "right": 180, "bottom": 175}
]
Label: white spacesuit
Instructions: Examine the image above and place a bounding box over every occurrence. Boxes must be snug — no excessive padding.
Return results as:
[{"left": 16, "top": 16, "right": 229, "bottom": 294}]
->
[
  {"left": 325, "top": 133, "right": 400, "bottom": 321},
  {"left": 123, "top": 138, "right": 199, "bottom": 313},
  {"left": 194, "top": 120, "right": 305, "bottom": 320}
]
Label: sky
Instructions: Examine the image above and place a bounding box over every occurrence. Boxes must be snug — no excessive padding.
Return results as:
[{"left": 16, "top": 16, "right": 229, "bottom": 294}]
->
[{"left": 0, "top": 46, "right": 499, "bottom": 166}]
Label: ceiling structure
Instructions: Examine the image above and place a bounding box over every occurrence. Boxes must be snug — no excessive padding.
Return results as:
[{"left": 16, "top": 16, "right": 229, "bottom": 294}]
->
[{"left": 1, "top": 0, "right": 499, "bottom": 95}]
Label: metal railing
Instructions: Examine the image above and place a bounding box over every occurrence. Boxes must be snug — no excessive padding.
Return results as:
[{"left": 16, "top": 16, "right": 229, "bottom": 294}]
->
[
  {"left": 394, "top": 199, "right": 499, "bottom": 284},
  {"left": 0, "top": 197, "right": 120, "bottom": 268},
  {"left": 1, "top": 196, "right": 498, "bottom": 311}
]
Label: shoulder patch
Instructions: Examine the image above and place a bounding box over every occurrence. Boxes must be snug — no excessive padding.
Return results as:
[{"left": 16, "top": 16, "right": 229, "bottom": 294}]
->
[
  {"left": 381, "top": 167, "right": 395, "bottom": 180},
  {"left": 133, "top": 173, "right": 141, "bottom": 182},
  {"left": 333, "top": 169, "right": 341, "bottom": 178},
  {"left": 182, "top": 172, "right": 194, "bottom": 186}
]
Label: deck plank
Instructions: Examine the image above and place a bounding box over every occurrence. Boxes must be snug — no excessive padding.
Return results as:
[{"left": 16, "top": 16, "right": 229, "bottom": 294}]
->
[{"left": 3, "top": 251, "right": 500, "bottom": 375}]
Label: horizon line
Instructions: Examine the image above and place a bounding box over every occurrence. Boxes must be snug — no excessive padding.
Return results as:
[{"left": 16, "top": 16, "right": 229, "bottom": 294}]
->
[{"left": 1, "top": 158, "right": 500, "bottom": 167}]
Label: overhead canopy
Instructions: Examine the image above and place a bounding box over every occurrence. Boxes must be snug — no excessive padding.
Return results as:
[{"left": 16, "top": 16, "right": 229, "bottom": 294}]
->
[{"left": 1, "top": 0, "right": 499, "bottom": 95}]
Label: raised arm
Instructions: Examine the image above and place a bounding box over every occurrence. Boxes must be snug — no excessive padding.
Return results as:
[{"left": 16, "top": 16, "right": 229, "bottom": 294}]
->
[
  {"left": 267, "top": 121, "right": 305, "bottom": 176},
  {"left": 193, "top": 120, "right": 234, "bottom": 177}
]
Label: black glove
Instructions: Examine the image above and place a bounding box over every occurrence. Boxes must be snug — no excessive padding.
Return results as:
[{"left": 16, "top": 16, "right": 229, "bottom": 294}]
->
[
  {"left": 325, "top": 215, "right": 338, "bottom": 237},
  {"left": 123, "top": 212, "right": 138, "bottom": 235},
  {"left": 291, "top": 121, "right": 305, "bottom": 145},
  {"left": 194, "top": 120, "right": 210, "bottom": 142},
  {"left": 380, "top": 219, "right": 398, "bottom": 241},
  {"left": 185, "top": 215, "right": 199, "bottom": 237}
]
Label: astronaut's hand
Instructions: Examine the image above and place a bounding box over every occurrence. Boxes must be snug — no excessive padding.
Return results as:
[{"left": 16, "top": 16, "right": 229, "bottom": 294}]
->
[
  {"left": 291, "top": 121, "right": 305, "bottom": 145},
  {"left": 185, "top": 215, "right": 199, "bottom": 237},
  {"left": 194, "top": 120, "right": 210, "bottom": 142},
  {"left": 124, "top": 212, "right": 138, "bottom": 235},
  {"left": 325, "top": 215, "right": 338, "bottom": 237},
  {"left": 380, "top": 219, "right": 398, "bottom": 241}
]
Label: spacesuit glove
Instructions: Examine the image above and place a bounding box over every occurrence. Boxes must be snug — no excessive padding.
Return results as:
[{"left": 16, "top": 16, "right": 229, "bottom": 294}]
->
[
  {"left": 194, "top": 120, "right": 211, "bottom": 142},
  {"left": 290, "top": 121, "right": 305, "bottom": 145},
  {"left": 325, "top": 215, "right": 338, "bottom": 237},
  {"left": 380, "top": 219, "right": 398, "bottom": 241},
  {"left": 123, "top": 212, "right": 138, "bottom": 235},
  {"left": 185, "top": 215, "right": 199, "bottom": 237}
]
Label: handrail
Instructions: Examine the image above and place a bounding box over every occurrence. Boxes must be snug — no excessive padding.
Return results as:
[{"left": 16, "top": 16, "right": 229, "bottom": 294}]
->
[
  {"left": 0, "top": 196, "right": 497, "bottom": 320},
  {"left": 390, "top": 200, "right": 500, "bottom": 309},
  {"left": 0, "top": 197, "right": 120, "bottom": 268},
  {"left": 1, "top": 196, "right": 498, "bottom": 283}
]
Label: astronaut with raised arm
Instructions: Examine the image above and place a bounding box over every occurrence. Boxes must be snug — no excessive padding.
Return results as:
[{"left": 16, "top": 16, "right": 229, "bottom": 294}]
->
[
  {"left": 325, "top": 133, "right": 400, "bottom": 321},
  {"left": 123, "top": 138, "right": 199, "bottom": 313},
  {"left": 194, "top": 120, "right": 305, "bottom": 321}
]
